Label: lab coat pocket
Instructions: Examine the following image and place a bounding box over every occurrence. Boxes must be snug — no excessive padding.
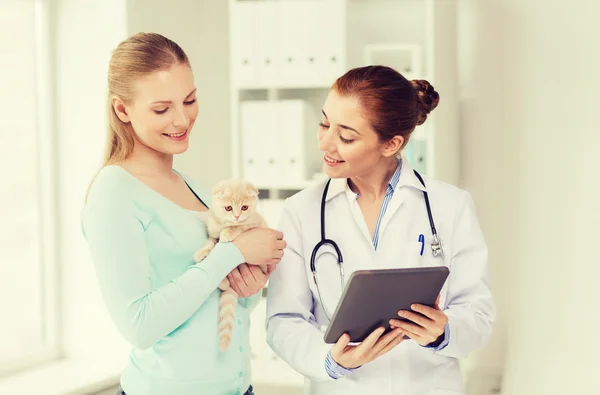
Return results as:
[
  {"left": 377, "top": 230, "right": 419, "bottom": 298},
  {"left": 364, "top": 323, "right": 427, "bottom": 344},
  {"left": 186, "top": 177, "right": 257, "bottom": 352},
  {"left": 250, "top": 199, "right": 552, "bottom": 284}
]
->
[
  {"left": 405, "top": 241, "right": 451, "bottom": 309},
  {"left": 405, "top": 240, "right": 447, "bottom": 269}
]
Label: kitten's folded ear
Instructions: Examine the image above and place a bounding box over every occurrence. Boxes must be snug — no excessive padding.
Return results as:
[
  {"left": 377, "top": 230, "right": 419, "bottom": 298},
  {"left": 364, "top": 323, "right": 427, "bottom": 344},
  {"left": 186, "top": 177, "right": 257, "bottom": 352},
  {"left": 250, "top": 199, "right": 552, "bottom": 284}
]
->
[
  {"left": 212, "top": 180, "right": 228, "bottom": 199},
  {"left": 247, "top": 189, "right": 259, "bottom": 198},
  {"left": 245, "top": 181, "right": 259, "bottom": 198}
]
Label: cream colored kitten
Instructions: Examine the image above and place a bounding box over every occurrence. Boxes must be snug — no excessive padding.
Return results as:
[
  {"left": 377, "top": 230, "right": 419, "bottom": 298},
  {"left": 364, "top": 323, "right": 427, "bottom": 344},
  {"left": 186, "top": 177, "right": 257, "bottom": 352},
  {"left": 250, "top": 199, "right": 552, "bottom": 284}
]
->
[{"left": 193, "top": 179, "right": 267, "bottom": 351}]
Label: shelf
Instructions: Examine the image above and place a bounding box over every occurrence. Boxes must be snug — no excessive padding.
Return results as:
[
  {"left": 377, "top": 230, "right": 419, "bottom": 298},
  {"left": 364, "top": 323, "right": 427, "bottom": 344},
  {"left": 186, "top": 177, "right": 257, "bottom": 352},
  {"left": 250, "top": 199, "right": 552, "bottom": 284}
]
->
[
  {"left": 236, "top": 84, "right": 332, "bottom": 91},
  {"left": 229, "top": 0, "right": 461, "bottom": 196},
  {"left": 256, "top": 179, "right": 319, "bottom": 191}
]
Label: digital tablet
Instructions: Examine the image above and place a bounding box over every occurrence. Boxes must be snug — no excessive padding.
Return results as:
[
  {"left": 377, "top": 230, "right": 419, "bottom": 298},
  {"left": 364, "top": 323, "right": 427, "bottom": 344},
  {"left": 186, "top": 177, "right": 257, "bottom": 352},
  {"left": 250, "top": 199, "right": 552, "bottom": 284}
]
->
[{"left": 323, "top": 266, "right": 450, "bottom": 344}]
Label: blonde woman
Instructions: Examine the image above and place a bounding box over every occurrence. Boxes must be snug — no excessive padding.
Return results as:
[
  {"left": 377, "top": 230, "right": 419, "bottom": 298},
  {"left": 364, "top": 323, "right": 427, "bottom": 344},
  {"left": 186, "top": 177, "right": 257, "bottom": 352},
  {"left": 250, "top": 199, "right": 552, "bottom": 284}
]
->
[{"left": 81, "top": 33, "right": 285, "bottom": 395}]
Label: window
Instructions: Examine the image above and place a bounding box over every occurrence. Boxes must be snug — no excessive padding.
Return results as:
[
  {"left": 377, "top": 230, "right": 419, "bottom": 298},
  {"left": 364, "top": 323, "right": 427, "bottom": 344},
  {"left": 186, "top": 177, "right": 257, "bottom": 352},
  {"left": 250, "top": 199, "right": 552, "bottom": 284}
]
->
[{"left": 0, "top": 0, "right": 59, "bottom": 375}]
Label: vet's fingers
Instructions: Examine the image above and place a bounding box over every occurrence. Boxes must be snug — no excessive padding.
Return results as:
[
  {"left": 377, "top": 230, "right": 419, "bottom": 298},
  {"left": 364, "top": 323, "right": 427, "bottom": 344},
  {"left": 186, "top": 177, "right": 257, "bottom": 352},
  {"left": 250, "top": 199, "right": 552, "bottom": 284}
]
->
[
  {"left": 410, "top": 304, "right": 444, "bottom": 321},
  {"left": 401, "top": 330, "right": 429, "bottom": 345},
  {"left": 376, "top": 329, "right": 406, "bottom": 356},
  {"left": 368, "top": 328, "right": 403, "bottom": 357},
  {"left": 397, "top": 310, "right": 432, "bottom": 328},
  {"left": 388, "top": 320, "right": 428, "bottom": 338},
  {"left": 353, "top": 327, "right": 385, "bottom": 359},
  {"left": 331, "top": 333, "right": 351, "bottom": 358}
]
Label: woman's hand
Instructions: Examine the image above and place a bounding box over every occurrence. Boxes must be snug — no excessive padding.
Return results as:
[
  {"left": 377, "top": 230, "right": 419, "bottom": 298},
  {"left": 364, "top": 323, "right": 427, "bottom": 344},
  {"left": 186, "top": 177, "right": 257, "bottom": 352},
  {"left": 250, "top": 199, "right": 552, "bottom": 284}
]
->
[
  {"left": 389, "top": 295, "right": 448, "bottom": 347},
  {"left": 330, "top": 327, "right": 406, "bottom": 369},
  {"left": 227, "top": 263, "right": 272, "bottom": 298},
  {"left": 233, "top": 228, "right": 286, "bottom": 266}
]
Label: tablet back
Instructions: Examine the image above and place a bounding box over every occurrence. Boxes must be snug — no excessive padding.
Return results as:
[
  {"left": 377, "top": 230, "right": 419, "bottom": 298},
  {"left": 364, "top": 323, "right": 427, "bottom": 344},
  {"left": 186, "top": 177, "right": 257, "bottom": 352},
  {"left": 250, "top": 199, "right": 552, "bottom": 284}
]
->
[{"left": 323, "top": 266, "right": 449, "bottom": 344}]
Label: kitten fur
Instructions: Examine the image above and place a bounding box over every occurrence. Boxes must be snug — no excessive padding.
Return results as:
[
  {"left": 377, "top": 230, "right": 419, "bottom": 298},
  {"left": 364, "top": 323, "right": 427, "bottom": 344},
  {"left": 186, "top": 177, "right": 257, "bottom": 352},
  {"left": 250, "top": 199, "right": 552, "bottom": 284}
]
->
[{"left": 193, "top": 179, "right": 268, "bottom": 351}]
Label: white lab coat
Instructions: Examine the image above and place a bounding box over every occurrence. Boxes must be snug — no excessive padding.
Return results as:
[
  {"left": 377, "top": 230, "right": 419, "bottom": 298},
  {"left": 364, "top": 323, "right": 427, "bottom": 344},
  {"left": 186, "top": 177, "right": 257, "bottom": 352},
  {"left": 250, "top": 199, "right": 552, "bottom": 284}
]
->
[{"left": 265, "top": 160, "right": 496, "bottom": 395}]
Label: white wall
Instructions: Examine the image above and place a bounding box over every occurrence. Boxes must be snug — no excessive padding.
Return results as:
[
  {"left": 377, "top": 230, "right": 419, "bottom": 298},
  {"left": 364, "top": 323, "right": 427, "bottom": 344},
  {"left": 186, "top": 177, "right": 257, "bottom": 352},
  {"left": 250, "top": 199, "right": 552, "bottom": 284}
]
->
[
  {"left": 458, "top": 1, "right": 600, "bottom": 394},
  {"left": 54, "top": 0, "right": 130, "bottom": 358},
  {"left": 455, "top": 1, "right": 509, "bottom": 392},
  {"left": 127, "top": 0, "right": 233, "bottom": 185}
]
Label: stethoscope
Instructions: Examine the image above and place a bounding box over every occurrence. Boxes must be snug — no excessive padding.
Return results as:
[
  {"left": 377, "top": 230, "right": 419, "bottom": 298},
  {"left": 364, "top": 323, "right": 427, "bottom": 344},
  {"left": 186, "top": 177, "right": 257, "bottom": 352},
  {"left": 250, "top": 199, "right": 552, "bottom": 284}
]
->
[{"left": 310, "top": 169, "right": 444, "bottom": 320}]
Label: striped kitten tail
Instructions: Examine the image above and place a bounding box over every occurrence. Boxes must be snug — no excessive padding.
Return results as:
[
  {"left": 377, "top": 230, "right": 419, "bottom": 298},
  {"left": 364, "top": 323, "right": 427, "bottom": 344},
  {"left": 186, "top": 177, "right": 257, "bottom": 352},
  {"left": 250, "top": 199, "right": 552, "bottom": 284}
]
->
[{"left": 218, "top": 287, "right": 238, "bottom": 351}]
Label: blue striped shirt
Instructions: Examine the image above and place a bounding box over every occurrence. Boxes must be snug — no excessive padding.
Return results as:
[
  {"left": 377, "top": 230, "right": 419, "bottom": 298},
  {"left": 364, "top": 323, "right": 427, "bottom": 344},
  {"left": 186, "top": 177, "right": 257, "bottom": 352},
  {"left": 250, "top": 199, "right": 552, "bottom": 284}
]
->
[
  {"left": 357, "top": 160, "right": 402, "bottom": 250},
  {"left": 324, "top": 160, "right": 449, "bottom": 379}
]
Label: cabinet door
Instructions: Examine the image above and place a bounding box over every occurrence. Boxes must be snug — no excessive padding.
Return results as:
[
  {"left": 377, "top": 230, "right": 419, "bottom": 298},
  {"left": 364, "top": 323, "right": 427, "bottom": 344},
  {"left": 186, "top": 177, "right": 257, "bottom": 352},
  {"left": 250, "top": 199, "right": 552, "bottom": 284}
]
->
[
  {"left": 278, "top": 100, "right": 306, "bottom": 183},
  {"left": 313, "top": 0, "right": 347, "bottom": 85},
  {"left": 240, "top": 101, "right": 282, "bottom": 186},
  {"left": 278, "top": 0, "right": 311, "bottom": 87},
  {"left": 231, "top": 2, "right": 258, "bottom": 87},
  {"left": 255, "top": 0, "right": 279, "bottom": 87}
]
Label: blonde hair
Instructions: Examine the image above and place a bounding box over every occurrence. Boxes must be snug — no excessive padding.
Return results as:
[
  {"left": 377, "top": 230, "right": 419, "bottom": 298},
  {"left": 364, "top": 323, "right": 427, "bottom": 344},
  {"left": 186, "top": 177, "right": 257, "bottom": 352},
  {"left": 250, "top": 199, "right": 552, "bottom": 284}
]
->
[
  {"left": 86, "top": 32, "right": 190, "bottom": 201},
  {"left": 105, "top": 32, "right": 190, "bottom": 164}
]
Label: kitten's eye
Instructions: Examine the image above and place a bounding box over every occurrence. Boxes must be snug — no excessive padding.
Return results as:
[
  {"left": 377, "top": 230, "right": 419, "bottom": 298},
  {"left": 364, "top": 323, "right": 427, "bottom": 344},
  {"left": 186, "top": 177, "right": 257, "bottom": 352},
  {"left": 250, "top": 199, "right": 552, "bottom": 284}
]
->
[
  {"left": 225, "top": 206, "right": 233, "bottom": 211},
  {"left": 241, "top": 205, "right": 248, "bottom": 211}
]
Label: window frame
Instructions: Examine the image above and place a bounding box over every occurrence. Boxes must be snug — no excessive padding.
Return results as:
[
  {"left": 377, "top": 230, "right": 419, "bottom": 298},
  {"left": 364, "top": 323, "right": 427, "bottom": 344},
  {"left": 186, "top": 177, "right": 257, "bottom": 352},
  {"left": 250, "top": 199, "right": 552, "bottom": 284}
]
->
[{"left": 0, "top": 0, "right": 61, "bottom": 377}]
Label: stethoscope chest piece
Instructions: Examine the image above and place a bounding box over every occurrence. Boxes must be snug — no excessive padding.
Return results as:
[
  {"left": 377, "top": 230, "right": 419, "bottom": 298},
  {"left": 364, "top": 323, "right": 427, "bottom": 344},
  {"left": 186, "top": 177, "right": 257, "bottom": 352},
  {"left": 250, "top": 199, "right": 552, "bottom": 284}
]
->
[{"left": 431, "top": 233, "right": 444, "bottom": 258}]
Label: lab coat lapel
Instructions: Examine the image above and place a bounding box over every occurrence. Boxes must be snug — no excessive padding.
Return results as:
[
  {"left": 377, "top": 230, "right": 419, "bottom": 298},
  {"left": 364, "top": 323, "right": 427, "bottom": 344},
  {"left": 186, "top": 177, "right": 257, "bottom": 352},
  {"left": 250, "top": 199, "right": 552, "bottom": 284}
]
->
[
  {"left": 375, "top": 159, "right": 426, "bottom": 240},
  {"left": 376, "top": 191, "right": 405, "bottom": 239}
]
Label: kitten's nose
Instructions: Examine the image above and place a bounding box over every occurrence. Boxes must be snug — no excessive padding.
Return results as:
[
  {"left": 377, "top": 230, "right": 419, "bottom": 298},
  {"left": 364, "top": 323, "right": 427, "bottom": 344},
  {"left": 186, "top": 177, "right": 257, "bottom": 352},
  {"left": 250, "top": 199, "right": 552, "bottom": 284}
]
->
[{"left": 234, "top": 215, "right": 240, "bottom": 220}]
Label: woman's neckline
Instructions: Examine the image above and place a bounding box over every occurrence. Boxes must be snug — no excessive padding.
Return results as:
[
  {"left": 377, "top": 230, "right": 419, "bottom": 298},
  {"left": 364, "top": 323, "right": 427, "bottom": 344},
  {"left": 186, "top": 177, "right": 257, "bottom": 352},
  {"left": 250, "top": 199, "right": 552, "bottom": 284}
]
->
[{"left": 107, "top": 164, "right": 209, "bottom": 213}]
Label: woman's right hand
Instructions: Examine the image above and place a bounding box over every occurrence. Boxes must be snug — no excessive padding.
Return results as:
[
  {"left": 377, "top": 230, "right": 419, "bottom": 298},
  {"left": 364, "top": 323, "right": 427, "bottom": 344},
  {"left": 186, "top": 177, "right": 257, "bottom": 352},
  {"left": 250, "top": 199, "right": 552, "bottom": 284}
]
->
[
  {"left": 233, "top": 228, "right": 286, "bottom": 266},
  {"left": 330, "top": 327, "right": 406, "bottom": 369}
]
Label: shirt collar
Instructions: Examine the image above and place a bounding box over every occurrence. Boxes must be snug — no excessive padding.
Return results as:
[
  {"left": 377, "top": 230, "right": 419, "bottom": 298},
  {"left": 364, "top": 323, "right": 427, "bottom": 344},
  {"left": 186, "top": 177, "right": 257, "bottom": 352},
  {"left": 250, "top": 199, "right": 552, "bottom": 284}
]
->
[{"left": 325, "top": 158, "right": 426, "bottom": 202}]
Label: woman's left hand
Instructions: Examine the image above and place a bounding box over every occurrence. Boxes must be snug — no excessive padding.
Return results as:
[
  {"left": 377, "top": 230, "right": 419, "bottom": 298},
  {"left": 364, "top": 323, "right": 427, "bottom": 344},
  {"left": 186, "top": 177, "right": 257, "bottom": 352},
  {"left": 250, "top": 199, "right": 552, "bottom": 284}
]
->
[
  {"left": 227, "top": 263, "right": 271, "bottom": 298},
  {"left": 389, "top": 295, "right": 448, "bottom": 347}
]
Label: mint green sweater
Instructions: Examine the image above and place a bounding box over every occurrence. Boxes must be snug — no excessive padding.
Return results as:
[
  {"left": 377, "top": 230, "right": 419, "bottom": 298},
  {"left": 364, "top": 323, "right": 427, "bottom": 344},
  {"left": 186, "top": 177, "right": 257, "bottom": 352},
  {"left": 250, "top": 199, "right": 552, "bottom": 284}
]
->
[{"left": 81, "top": 165, "right": 260, "bottom": 395}]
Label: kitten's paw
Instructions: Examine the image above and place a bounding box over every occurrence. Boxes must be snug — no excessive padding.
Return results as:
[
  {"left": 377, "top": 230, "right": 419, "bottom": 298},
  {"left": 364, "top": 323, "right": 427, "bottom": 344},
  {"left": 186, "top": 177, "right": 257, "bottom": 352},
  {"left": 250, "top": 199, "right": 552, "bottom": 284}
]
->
[
  {"left": 219, "top": 229, "right": 231, "bottom": 243},
  {"left": 194, "top": 248, "right": 210, "bottom": 262},
  {"left": 219, "top": 228, "right": 233, "bottom": 242}
]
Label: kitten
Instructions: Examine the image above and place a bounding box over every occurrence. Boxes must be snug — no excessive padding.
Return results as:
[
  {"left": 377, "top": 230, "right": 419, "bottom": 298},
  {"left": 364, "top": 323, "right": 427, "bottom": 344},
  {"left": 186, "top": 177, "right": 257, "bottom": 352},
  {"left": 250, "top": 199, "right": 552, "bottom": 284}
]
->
[{"left": 193, "top": 179, "right": 268, "bottom": 351}]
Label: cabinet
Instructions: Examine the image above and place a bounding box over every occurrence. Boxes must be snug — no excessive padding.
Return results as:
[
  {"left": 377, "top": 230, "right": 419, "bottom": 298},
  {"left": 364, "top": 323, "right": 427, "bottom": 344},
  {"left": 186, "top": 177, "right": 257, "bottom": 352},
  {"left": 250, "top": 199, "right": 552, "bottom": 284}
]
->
[
  {"left": 227, "top": 0, "right": 460, "bottom": 387},
  {"left": 228, "top": 0, "right": 460, "bottom": 193}
]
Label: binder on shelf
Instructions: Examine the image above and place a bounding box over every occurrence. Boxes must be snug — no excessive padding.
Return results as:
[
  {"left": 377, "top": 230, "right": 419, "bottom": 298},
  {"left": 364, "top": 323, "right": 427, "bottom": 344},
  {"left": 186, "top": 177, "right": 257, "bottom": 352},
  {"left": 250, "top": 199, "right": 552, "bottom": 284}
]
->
[
  {"left": 314, "top": 0, "right": 346, "bottom": 84},
  {"left": 278, "top": 100, "right": 321, "bottom": 185},
  {"left": 278, "top": 0, "right": 309, "bottom": 87},
  {"left": 240, "top": 99, "right": 321, "bottom": 188},
  {"left": 363, "top": 43, "right": 422, "bottom": 81},
  {"left": 231, "top": 1, "right": 258, "bottom": 87},
  {"left": 255, "top": 0, "right": 279, "bottom": 87},
  {"left": 230, "top": 0, "right": 346, "bottom": 88},
  {"left": 240, "top": 101, "right": 280, "bottom": 186}
]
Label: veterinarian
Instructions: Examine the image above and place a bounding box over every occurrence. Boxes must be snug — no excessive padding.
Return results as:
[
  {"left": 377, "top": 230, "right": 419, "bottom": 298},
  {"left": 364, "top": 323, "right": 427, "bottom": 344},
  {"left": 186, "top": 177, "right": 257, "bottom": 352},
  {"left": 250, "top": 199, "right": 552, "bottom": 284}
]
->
[
  {"left": 265, "top": 66, "right": 495, "bottom": 395},
  {"left": 81, "top": 32, "right": 285, "bottom": 395}
]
